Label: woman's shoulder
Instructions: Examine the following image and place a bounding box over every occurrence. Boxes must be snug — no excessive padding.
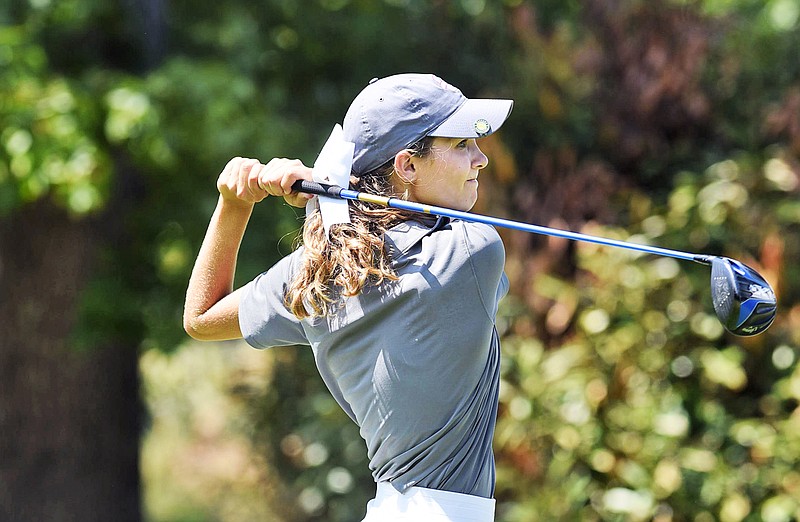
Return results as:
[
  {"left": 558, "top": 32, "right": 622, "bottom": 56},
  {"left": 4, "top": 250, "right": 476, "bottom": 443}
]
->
[
  {"left": 449, "top": 219, "right": 504, "bottom": 252},
  {"left": 253, "top": 246, "right": 305, "bottom": 283},
  {"left": 451, "top": 219, "right": 502, "bottom": 238}
]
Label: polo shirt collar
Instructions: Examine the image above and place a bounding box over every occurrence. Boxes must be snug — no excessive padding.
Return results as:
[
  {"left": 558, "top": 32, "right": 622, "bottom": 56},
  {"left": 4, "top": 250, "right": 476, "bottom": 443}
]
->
[{"left": 384, "top": 217, "right": 451, "bottom": 258}]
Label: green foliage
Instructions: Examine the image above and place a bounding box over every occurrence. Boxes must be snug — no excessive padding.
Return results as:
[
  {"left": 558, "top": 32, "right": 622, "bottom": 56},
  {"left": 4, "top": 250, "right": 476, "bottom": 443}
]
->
[
  {"left": 140, "top": 343, "right": 288, "bottom": 522},
  {"left": 494, "top": 152, "right": 800, "bottom": 520},
  {"left": 0, "top": 26, "right": 110, "bottom": 215},
  {"left": 245, "top": 347, "right": 374, "bottom": 521}
]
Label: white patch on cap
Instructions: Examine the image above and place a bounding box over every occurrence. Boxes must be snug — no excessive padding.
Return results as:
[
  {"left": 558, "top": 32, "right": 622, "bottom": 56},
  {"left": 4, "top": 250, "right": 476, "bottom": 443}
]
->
[{"left": 474, "top": 119, "right": 491, "bottom": 136}]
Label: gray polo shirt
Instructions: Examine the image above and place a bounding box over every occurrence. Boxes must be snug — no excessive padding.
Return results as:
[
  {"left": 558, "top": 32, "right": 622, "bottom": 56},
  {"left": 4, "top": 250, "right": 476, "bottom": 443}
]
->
[{"left": 239, "top": 218, "right": 508, "bottom": 498}]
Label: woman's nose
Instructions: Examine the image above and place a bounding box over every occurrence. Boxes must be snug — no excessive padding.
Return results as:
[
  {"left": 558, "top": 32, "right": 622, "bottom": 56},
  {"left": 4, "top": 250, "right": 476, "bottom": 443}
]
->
[{"left": 472, "top": 142, "right": 488, "bottom": 169}]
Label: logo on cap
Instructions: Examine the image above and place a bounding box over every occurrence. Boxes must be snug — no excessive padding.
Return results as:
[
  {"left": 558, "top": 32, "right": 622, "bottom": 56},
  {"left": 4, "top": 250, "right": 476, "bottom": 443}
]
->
[
  {"left": 474, "top": 119, "right": 491, "bottom": 137},
  {"left": 432, "top": 75, "right": 461, "bottom": 94}
]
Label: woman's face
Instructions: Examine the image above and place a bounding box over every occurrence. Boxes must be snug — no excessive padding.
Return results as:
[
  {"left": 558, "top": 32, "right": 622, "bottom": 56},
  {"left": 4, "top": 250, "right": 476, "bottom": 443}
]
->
[{"left": 403, "top": 137, "right": 488, "bottom": 211}]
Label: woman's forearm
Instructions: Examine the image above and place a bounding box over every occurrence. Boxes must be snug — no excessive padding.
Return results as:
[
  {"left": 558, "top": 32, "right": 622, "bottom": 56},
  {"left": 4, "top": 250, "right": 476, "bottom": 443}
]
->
[{"left": 183, "top": 196, "right": 253, "bottom": 340}]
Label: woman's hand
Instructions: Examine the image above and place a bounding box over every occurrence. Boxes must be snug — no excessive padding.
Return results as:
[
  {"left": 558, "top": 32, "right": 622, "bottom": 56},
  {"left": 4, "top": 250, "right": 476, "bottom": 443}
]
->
[{"left": 217, "top": 157, "right": 313, "bottom": 208}]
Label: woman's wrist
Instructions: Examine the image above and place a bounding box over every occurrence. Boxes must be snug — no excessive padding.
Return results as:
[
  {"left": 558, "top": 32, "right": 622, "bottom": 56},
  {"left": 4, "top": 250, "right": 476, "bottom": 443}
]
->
[{"left": 217, "top": 193, "right": 256, "bottom": 214}]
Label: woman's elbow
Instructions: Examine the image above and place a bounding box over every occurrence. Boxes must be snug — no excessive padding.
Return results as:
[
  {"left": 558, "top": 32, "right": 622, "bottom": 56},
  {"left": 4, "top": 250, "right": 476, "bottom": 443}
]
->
[
  {"left": 182, "top": 309, "right": 243, "bottom": 341},
  {"left": 183, "top": 314, "right": 208, "bottom": 341}
]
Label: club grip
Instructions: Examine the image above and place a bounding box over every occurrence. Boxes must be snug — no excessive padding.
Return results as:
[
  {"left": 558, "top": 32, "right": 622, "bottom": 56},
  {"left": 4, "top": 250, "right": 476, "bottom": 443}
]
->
[{"left": 291, "top": 180, "right": 344, "bottom": 199}]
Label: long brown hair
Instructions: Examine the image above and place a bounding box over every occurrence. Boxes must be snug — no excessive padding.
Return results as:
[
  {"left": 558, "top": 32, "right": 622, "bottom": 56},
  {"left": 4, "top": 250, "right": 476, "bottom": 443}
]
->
[{"left": 284, "top": 137, "right": 434, "bottom": 319}]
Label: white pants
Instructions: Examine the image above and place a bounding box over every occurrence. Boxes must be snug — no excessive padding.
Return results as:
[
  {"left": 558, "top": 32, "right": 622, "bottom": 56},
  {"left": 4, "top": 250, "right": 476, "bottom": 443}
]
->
[{"left": 361, "top": 482, "right": 496, "bottom": 522}]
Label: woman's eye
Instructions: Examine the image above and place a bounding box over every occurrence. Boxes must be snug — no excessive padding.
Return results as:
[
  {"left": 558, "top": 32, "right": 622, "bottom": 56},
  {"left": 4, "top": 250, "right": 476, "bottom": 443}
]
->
[{"left": 457, "top": 140, "right": 468, "bottom": 148}]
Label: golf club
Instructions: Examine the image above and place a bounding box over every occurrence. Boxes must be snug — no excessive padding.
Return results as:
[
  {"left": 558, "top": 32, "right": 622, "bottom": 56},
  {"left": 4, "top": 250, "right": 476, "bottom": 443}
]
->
[{"left": 292, "top": 180, "right": 777, "bottom": 336}]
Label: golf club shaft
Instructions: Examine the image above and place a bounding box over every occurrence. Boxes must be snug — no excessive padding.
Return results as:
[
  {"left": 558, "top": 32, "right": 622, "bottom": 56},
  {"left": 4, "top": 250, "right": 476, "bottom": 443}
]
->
[{"left": 292, "top": 180, "right": 711, "bottom": 265}]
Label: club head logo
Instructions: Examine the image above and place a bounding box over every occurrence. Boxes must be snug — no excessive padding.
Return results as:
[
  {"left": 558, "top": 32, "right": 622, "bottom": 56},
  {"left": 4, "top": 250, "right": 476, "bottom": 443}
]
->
[{"left": 749, "top": 284, "right": 775, "bottom": 301}]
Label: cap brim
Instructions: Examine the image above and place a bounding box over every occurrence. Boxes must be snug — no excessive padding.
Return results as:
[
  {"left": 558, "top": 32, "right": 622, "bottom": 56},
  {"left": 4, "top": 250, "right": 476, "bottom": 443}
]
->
[{"left": 428, "top": 98, "right": 514, "bottom": 139}]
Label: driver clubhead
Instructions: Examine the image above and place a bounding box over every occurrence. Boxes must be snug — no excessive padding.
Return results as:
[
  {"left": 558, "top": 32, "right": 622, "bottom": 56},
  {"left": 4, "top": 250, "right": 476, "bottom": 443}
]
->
[{"left": 710, "top": 257, "right": 777, "bottom": 336}]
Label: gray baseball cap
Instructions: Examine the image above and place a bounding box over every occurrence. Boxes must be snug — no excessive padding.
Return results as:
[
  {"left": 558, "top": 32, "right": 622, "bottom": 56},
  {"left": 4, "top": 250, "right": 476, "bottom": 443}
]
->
[{"left": 342, "top": 73, "right": 514, "bottom": 175}]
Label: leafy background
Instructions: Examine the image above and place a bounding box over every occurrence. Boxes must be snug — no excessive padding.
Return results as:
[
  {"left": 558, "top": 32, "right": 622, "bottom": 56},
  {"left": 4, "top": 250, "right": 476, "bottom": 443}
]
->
[{"left": 1, "top": 0, "right": 799, "bottom": 521}]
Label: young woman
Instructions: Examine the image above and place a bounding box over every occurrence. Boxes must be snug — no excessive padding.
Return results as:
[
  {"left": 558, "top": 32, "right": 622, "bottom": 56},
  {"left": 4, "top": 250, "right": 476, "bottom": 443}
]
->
[{"left": 184, "top": 73, "right": 513, "bottom": 521}]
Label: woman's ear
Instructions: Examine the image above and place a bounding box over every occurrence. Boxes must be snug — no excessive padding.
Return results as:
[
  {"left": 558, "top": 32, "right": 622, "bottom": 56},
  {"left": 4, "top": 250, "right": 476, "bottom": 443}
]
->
[{"left": 393, "top": 150, "right": 417, "bottom": 185}]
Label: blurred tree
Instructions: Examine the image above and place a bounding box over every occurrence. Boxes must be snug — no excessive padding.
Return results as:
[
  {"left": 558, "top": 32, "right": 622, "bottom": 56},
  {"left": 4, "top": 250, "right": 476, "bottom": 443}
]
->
[
  {"left": 0, "top": 4, "right": 146, "bottom": 520},
  {"left": 488, "top": 2, "right": 800, "bottom": 521}
]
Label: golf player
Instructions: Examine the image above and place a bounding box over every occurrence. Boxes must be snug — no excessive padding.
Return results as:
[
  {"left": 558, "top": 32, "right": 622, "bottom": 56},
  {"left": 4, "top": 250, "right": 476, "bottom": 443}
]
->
[{"left": 184, "top": 73, "right": 514, "bottom": 521}]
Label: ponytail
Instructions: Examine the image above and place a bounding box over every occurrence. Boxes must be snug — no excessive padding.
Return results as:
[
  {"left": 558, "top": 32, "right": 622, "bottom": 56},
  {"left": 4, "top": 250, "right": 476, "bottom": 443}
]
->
[{"left": 284, "top": 137, "right": 434, "bottom": 319}]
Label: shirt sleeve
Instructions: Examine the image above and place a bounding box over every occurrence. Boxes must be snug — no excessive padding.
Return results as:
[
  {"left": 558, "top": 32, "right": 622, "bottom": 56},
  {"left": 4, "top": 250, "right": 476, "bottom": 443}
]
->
[{"left": 238, "top": 251, "right": 308, "bottom": 349}]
